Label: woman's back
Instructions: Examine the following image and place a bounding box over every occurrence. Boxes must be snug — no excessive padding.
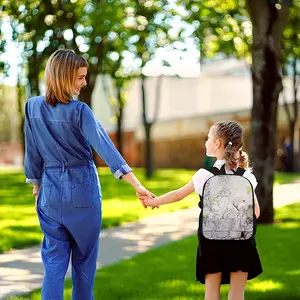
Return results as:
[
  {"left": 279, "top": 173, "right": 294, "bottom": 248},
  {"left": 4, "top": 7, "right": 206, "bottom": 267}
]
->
[{"left": 25, "top": 96, "right": 93, "bottom": 165}]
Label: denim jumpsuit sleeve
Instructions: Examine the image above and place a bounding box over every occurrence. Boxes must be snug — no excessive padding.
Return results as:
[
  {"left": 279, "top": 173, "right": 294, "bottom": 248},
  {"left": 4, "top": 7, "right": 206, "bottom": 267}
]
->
[
  {"left": 79, "top": 103, "right": 132, "bottom": 179},
  {"left": 24, "top": 100, "right": 44, "bottom": 185}
]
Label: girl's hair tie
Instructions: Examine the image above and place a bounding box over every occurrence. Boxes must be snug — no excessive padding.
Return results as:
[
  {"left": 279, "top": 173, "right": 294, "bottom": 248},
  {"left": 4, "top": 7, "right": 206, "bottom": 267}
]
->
[{"left": 228, "top": 141, "right": 233, "bottom": 146}]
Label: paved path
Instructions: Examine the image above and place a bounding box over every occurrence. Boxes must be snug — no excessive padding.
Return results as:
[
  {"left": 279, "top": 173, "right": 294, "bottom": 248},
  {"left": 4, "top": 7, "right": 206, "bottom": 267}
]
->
[{"left": 1, "top": 183, "right": 299, "bottom": 299}]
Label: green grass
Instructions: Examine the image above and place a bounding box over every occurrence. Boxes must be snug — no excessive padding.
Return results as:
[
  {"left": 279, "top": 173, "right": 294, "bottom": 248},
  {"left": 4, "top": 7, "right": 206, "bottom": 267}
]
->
[
  {"left": 1, "top": 168, "right": 300, "bottom": 253},
  {"left": 0, "top": 167, "right": 197, "bottom": 253},
  {"left": 8, "top": 202, "right": 300, "bottom": 300},
  {"left": 274, "top": 171, "right": 300, "bottom": 185}
]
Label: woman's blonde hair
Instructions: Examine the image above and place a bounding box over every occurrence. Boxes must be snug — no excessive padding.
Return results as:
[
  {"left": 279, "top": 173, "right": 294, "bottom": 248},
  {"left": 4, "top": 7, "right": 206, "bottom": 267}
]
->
[
  {"left": 45, "top": 49, "right": 88, "bottom": 106},
  {"left": 212, "top": 120, "right": 249, "bottom": 169}
]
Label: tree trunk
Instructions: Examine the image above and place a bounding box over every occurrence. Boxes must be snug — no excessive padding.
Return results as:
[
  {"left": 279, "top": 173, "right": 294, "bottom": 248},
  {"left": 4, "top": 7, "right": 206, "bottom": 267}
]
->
[
  {"left": 145, "top": 122, "right": 153, "bottom": 178},
  {"left": 27, "top": 53, "right": 41, "bottom": 96},
  {"left": 248, "top": 0, "right": 290, "bottom": 223},
  {"left": 290, "top": 121, "right": 296, "bottom": 171},
  {"left": 283, "top": 57, "right": 299, "bottom": 172},
  {"left": 116, "top": 86, "right": 124, "bottom": 155},
  {"left": 141, "top": 75, "right": 154, "bottom": 178},
  {"left": 291, "top": 57, "right": 299, "bottom": 171},
  {"left": 17, "top": 83, "right": 25, "bottom": 165}
]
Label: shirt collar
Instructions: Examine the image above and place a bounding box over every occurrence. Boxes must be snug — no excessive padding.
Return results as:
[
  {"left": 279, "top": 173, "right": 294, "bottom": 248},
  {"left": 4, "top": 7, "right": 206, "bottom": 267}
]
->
[{"left": 213, "top": 159, "right": 226, "bottom": 169}]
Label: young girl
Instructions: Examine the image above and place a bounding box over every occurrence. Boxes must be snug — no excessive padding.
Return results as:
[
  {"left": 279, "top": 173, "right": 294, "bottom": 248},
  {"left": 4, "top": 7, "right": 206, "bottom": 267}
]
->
[{"left": 145, "top": 120, "right": 263, "bottom": 300}]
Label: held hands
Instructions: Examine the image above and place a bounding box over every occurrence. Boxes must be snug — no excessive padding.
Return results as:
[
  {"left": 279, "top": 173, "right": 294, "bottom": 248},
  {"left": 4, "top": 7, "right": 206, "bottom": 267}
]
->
[
  {"left": 135, "top": 185, "right": 159, "bottom": 209},
  {"left": 143, "top": 195, "right": 159, "bottom": 208}
]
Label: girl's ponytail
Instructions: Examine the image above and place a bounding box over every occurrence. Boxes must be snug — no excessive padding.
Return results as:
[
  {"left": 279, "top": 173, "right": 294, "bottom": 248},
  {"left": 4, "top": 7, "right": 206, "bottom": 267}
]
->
[
  {"left": 238, "top": 150, "right": 249, "bottom": 169},
  {"left": 224, "top": 147, "right": 249, "bottom": 170},
  {"left": 224, "top": 143, "right": 239, "bottom": 169},
  {"left": 213, "top": 120, "right": 251, "bottom": 171}
]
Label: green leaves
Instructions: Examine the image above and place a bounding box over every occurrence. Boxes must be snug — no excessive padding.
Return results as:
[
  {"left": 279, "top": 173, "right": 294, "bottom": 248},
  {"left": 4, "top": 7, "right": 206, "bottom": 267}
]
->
[
  {"left": 2, "top": 0, "right": 181, "bottom": 102},
  {"left": 179, "top": 0, "right": 250, "bottom": 62},
  {"left": 282, "top": 0, "right": 300, "bottom": 65}
]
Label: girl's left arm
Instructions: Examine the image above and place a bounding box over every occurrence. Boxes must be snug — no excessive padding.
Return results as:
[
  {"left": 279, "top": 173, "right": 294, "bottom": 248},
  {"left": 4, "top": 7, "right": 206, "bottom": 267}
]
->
[
  {"left": 146, "top": 181, "right": 195, "bottom": 207},
  {"left": 254, "top": 192, "right": 260, "bottom": 218}
]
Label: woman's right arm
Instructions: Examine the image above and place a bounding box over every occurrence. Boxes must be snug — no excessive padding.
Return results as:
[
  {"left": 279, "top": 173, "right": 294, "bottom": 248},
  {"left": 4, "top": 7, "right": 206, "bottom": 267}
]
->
[
  {"left": 79, "top": 103, "right": 132, "bottom": 180},
  {"left": 78, "top": 103, "right": 153, "bottom": 207}
]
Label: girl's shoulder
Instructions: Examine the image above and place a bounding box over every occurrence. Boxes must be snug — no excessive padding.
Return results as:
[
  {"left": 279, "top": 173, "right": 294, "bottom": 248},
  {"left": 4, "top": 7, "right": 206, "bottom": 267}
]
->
[
  {"left": 192, "top": 168, "right": 215, "bottom": 196},
  {"left": 242, "top": 170, "right": 258, "bottom": 190},
  {"left": 192, "top": 167, "right": 258, "bottom": 195}
]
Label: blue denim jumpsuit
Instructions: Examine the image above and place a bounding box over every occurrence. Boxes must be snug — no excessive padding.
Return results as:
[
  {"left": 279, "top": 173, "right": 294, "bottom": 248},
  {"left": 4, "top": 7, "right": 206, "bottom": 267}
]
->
[{"left": 24, "top": 96, "right": 132, "bottom": 300}]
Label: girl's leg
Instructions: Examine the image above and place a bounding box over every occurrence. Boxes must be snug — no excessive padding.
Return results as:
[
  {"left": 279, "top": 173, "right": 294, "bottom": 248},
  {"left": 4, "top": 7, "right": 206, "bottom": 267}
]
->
[
  {"left": 205, "top": 272, "right": 222, "bottom": 300},
  {"left": 228, "top": 271, "right": 248, "bottom": 300}
]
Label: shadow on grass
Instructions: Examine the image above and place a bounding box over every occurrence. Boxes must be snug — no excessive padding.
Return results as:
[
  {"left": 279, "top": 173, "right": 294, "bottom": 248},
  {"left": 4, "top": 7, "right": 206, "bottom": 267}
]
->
[
  {"left": 274, "top": 171, "right": 300, "bottom": 185},
  {"left": 7, "top": 204, "right": 300, "bottom": 300},
  {"left": 102, "top": 213, "right": 140, "bottom": 228},
  {"left": 89, "top": 223, "right": 300, "bottom": 300},
  {"left": 0, "top": 225, "right": 42, "bottom": 253},
  {"left": 0, "top": 168, "right": 199, "bottom": 252},
  {"left": 275, "top": 203, "right": 300, "bottom": 223},
  {"left": 85, "top": 204, "right": 300, "bottom": 300},
  {"left": 66, "top": 206, "right": 300, "bottom": 300},
  {"left": 8, "top": 225, "right": 41, "bottom": 233}
]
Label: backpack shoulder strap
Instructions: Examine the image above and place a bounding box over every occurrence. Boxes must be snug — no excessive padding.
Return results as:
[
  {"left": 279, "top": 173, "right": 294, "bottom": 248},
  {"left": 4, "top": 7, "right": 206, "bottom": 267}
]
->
[
  {"left": 203, "top": 167, "right": 222, "bottom": 175},
  {"left": 205, "top": 165, "right": 246, "bottom": 176},
  {"left": 233, "top": 167, "right": 246, "bottom": 176},
  {"left": 219, "top": 164, "right": 226, "bottom": 174}
]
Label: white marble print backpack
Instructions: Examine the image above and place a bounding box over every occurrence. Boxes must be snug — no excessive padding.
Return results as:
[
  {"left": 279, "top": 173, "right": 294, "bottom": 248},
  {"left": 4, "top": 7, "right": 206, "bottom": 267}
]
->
[{"left": 201, "top": 165, "right": 255, "bottom": 240}]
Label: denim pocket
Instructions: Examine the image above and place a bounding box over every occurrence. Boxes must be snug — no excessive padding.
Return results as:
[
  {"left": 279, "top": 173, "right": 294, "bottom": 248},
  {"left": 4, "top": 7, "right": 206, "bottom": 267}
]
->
[
  {"left": 71, "top": 182, "right": 93, "bottom": 208},
  {"left": 40, "top": 184, "right": 52, "bottom": 207}
]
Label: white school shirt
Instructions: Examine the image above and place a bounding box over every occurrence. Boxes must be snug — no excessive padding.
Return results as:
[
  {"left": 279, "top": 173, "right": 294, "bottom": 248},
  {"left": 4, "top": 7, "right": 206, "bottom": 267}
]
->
[{"left": 192, "top": 160, "right": 258, "bottom": 196}]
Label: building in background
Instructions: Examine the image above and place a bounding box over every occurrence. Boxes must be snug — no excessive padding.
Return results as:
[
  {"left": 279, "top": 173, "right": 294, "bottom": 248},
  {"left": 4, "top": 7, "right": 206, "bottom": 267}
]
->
[
  {"left": 1, "top": 58, "right": 299, "bottom": 170},
  {"left": 92, "top": 58, "right": 300, "bottom": 170}
]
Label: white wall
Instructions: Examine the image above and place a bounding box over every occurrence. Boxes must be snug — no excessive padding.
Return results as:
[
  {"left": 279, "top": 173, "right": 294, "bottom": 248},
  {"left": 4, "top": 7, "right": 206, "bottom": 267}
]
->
[{"left": 91, "top": 74, "right": 297, "bottom": 139}]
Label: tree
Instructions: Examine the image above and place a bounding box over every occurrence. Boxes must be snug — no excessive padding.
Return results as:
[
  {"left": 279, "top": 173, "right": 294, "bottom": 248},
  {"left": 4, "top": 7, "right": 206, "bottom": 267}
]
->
[
  {"left": 182, "top": 0, "right": 252, "bottom": 63},
  {"left": 4, "top": 0, "right": 134, "bottom": 106},
  {"left": 179, "top": 0, "right": 293, "bottom": 223},
  {"left": 100, "top": 20, "right": 139, "bottom": 155},
  {"left": 16, "top": 65, "right": 26, "bottom": 164},
  {"left": 101, "top": 61, "right": 134, "bottom": 155},
  {"left": 4, "top": 0, "right": 182, "bottom": 173},
  {"left": 100, "top": 0, "right": 178, "bottom": 169},
  {"left": 247, "top": 0, "right": 291, "bottom": 223},
  {"left": 128, "top": 0, "right": 178, "bottom": 178},
  {"left": 5, "top": 0, "right": 88, "bottom": 97},
  {"left": 0, "top": 13, "right": 9, "bottom": 80},
  {"left": 281, "top": 0, "right": 300, "bottom": 172}
]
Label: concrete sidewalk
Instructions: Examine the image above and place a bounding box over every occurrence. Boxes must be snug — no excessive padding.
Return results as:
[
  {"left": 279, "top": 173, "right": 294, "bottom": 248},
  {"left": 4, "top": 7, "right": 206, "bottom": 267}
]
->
[{"left": 1, "top": 183, "right": 299, "bottom": 299}]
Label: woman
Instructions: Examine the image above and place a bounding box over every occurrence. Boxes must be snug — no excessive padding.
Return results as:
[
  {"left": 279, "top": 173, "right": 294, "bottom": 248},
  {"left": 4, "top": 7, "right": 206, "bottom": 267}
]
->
[{"left": 24, "top": 48, "right": 153, "bottom": 299}]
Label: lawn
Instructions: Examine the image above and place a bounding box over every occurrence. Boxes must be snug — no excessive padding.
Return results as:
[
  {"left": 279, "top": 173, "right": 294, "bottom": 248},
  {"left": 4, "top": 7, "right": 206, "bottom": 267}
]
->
[
  {"left": 8, "top": 202, "right": 300, "bottom": 300},
  {"left": 0, "top": 167, "right": 198, "bottom": 253},
  {"left": 0, "top": 168, "right": 300, "bottom": 253}
]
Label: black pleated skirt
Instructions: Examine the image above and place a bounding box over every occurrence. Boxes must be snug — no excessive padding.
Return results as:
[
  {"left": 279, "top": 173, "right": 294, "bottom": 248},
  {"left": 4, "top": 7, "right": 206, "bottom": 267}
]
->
[{"left": 196, "top": 236, "right": 263, "bottom": 284}]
